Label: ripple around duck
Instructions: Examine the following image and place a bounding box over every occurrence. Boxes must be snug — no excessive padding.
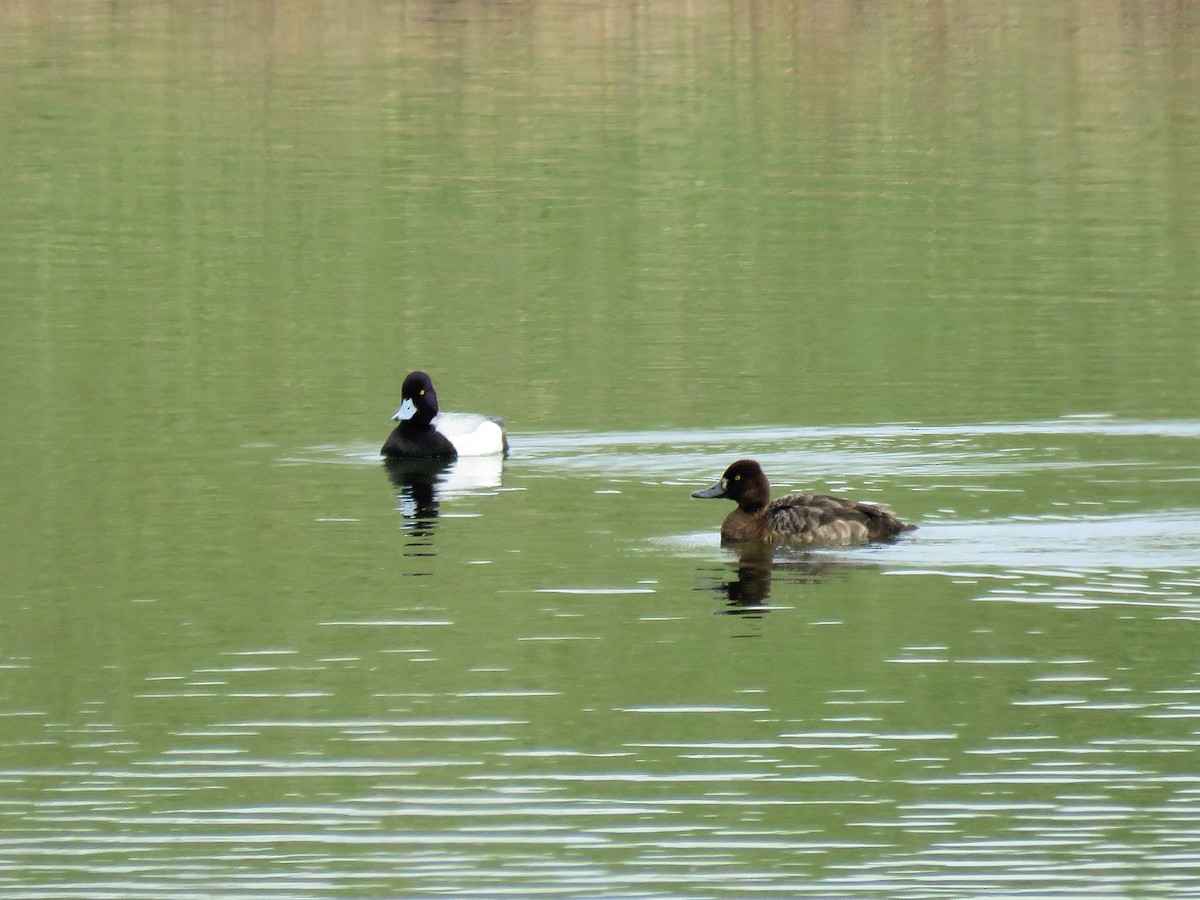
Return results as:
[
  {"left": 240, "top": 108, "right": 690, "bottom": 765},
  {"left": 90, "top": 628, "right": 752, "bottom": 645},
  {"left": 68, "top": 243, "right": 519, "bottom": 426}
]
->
[
  {"left": 507, "top": 416, "right": 1200, "bottom": 475},
  {"left": 877, "top": 512, "right": 1200, "bottom": 574},
  {"left": 300, "top": 416, "right": 1200, "bottom": 471}
]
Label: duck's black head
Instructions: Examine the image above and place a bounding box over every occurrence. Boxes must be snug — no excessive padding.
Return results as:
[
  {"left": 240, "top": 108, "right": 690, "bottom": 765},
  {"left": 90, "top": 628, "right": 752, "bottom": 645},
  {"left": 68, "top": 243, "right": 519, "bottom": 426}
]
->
[
  {"left": 691, "top": 459, "right": 772, "bottom": 513},
  {"left": 392, "top": 370, "right": 440, "bottom": 427}
]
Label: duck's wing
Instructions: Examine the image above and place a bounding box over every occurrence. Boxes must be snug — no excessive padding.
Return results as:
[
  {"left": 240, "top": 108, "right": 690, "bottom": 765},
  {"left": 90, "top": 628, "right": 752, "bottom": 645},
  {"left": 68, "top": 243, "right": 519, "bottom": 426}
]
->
[{"left": 765, "top": 493, "right": 914, "bottom": 545}]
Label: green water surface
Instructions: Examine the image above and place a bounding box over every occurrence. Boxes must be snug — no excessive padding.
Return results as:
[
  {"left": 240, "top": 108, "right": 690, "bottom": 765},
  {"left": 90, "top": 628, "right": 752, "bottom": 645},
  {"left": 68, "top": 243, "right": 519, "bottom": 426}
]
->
[{"left": 2, "top": 3, "right": 1199, "bottom": 897}]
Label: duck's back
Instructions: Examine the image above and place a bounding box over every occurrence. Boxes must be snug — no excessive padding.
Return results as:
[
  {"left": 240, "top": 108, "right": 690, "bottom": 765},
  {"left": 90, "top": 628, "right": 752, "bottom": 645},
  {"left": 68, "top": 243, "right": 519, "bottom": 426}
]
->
[{"left": 749, "top": 492, "right": 915, "bottom": 546}]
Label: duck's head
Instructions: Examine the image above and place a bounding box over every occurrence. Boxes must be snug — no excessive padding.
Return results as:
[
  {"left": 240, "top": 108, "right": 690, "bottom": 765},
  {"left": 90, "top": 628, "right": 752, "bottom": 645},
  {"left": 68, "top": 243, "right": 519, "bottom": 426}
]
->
[
  {"left": 692, "top": 459, "right": 771, "bottom": 513},
  {"left": 392, "top": 370, "right": 440, "bottom": 425}
]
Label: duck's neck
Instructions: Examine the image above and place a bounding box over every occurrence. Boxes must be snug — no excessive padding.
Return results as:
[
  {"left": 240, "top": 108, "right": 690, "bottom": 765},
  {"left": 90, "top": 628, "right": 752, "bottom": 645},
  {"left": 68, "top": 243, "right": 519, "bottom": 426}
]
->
[
  {"left": 401, "top": 414, "right": 436, "bottom": 433},
  {"left": 737, "top": 484, "right": 771, "bottom": 515}
]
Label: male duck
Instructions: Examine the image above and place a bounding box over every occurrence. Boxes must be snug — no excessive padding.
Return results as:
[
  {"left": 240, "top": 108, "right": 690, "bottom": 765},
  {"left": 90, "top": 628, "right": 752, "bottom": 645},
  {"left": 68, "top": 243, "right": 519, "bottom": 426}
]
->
[
  {"left": 692, "top": 459, "right": 916, "bottom": 546},
  {"left": 381, "top": 370, "right": 508, "bottom": 459}
]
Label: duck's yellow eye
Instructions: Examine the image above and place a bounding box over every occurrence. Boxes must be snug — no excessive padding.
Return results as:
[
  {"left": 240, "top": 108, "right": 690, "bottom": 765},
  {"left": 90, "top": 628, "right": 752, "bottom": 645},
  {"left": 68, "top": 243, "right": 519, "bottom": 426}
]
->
[
  {"left": 419, "top": 389, "right": 425, "bottom": 396},
  {"left": 734, "top": 474, "right": 741, "bottom": 481}
]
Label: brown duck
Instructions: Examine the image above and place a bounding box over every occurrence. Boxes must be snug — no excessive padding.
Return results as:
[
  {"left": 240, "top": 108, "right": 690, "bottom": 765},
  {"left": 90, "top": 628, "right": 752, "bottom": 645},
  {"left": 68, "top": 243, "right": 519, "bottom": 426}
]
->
[{"left": 692, "top": 459, "right": 916, "bottom": 546}]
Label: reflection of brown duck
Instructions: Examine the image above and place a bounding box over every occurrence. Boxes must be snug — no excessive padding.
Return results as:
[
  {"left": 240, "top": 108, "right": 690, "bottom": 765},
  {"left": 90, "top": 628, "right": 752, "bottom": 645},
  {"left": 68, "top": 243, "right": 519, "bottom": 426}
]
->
[
  {"left": 711, "top": 543, "right": 841, "bottom": 610},
  {"left": 719, "top": 545, "right": 775, "bottom": 608},
  {"left": 692, "top": 459, "right": 916, "bottom": 546}
]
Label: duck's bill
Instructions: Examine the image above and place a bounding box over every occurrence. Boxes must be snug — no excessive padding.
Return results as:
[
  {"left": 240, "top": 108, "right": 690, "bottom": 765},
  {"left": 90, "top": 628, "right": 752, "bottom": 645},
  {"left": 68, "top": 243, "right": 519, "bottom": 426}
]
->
[
  {"left": 691, "top": 481, "right": 727, "bottom": 499},
  {"left": 392, "top": 397, "right": 417, "bottom": 422}
]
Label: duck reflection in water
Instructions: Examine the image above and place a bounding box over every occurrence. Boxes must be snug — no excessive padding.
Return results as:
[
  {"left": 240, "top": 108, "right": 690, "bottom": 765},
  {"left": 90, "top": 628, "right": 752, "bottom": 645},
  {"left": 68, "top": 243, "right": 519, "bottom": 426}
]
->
[
  {"left": 382, "top": 454, "right": 507, "bottom": 556},
  {"left": 383, "top": 457, "right": 450, "bottom": 549},
  {"left": 705, "top": 543, "right": 842, "bottom": 613}
]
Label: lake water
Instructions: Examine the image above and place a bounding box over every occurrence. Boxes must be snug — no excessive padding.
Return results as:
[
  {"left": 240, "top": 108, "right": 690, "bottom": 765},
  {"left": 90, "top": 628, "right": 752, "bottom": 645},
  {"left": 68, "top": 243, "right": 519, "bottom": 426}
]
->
[{"left": 3, "top": 3, "right": 1200, "bottom": 897}]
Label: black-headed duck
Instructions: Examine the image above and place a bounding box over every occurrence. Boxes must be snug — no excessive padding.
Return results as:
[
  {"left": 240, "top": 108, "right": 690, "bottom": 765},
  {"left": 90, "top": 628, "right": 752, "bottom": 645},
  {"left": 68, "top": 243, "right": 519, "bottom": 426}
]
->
[
  {"left": 692, "top": 459, "right": 916, "bottom": 546},
  {"left": 381, "top": 370, "right": 508, "bottom": 459}
]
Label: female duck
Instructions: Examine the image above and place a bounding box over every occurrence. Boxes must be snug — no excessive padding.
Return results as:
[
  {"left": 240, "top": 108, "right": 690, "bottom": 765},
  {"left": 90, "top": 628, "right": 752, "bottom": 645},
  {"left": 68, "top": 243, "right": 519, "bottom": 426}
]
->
[
  {"left": 381, "top": 370, "right": 508, "bottom": 459},
  {"left": 692, "top": 459, "right": 915, "bottom": 546}
]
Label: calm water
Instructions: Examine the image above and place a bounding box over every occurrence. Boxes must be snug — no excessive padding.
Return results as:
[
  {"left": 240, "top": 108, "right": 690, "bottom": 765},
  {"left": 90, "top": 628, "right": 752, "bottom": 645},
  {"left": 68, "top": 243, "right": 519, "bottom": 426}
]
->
[{"left": 3, "top": 2, "right": 1200, "bottom": 897}]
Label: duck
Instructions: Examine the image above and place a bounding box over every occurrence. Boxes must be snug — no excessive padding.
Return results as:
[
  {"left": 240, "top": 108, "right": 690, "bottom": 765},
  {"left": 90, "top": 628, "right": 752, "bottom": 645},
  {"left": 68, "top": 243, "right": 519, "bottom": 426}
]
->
[
  {"left": 381, "top": 370, "right": 508, "bottom": 459},
  {"left": 692, "top": 458, "right": 916, "bottom": 546}
]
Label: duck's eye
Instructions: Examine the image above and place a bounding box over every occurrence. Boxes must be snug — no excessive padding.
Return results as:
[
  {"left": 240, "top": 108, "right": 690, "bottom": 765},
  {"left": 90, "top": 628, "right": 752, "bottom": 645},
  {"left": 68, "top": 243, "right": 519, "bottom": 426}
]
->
[
  {"left": 419, "top": 389, "right": 425, "bottom": 396},
  {"left": 733, "top": 474, "right": 741, "bottom": 481}
]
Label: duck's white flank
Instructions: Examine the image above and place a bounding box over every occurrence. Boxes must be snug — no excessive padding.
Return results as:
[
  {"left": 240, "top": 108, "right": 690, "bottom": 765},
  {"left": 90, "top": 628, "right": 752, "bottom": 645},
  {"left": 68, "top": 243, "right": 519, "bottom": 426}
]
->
[{"left": 432, "top": 413, "right": 506, "bottom": 457}]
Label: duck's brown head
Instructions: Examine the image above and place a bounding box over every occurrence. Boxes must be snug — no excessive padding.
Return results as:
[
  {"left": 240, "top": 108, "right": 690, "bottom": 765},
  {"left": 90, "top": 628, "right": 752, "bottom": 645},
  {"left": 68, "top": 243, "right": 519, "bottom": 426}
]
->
[{"left": 691, "top": 459, "right": 772, "bottom": 513}]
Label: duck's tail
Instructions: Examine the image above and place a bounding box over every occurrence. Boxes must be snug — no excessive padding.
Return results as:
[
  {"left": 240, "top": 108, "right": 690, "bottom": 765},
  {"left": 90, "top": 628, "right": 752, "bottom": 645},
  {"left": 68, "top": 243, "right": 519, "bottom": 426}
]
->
[{"left": 861, "top": 502, "right": 918, "bottom": 540}]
